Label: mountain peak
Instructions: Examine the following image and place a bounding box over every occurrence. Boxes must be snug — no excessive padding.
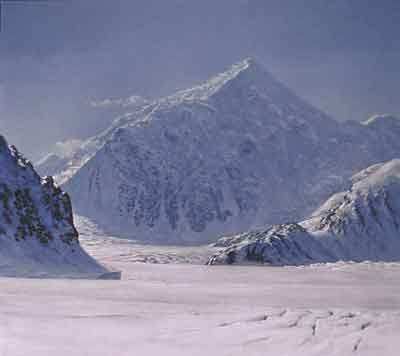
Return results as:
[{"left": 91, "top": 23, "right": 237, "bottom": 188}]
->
[
  {"left": 351, "top": 158, "right": 400, "bottom": 192},
  {"left": 226, "top": 57, "right": 262, "bottom": 75},
  {"left": 162, "top": 58, "right": 269, "bottom": 104},
  {"left": 38, "top": 55, "right": 400, "bottom": 245},
  {"left": 362, "top": 113, "right": 400, "bottom": 126}
]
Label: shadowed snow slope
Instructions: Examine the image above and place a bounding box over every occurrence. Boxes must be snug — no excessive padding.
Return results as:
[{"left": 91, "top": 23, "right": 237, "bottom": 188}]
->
[
  {"left": 0, "top": 135, "right": 108, "bottom": 278},
  {"left": 37, "top": 59, "right": 400, "bottom": 244},
  {"left": 209, "top": 159, "right": 400, "bottom": 265}
]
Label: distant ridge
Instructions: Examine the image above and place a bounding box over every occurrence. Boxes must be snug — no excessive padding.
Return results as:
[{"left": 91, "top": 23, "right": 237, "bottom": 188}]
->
[{"left": 209, "top": 159, "right": 400, "bottom": 265}]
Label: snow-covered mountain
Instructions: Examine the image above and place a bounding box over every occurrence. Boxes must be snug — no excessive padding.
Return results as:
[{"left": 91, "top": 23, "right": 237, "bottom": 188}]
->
[
  {"left": 36, "top": 96, "right": 151, "bottom": 182},
  {"left": 37, "top": 59, "right": 400, "bottom": 244},
  {"left": 209, "top": 159, "right": 400, "bottom": 265},
  {"left": 0, "top": 135, "right": 108, "bottom": 277}
]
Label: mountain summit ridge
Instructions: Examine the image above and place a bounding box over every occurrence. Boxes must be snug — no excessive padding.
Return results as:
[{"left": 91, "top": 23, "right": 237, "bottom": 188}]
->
[
  {"left": 162, "top": 58, "right": 263, "bottom": 102},
  {"left": 36, "top": 59, "right": 400, "bottom": 244}
]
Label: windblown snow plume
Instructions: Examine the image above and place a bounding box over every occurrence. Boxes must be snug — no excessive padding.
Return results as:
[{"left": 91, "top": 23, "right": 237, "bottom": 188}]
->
[
  {"left": 90, "top": 95, "right": 149, "bottom": 109},
  {"left": 54, "top": 139, "right": 84, "bottom": 158}
]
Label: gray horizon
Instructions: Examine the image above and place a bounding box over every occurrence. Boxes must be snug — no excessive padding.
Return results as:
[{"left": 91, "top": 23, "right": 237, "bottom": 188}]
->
[{"left": 0, "top": 0, "right": 399, "bottom": 160}]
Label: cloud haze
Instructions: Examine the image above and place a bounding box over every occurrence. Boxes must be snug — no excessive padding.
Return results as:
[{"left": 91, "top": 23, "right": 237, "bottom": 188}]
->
[{"left": 0, "top": 0, "right": 399, "bottom": 159}]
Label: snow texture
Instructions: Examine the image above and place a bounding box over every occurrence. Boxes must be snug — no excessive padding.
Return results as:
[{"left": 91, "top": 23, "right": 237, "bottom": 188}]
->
[
  {"left": 37, "top": 59, "right": 400, "bottom": 244},
  {"left": 0, "top": 258, "right": 399, "bottom": 356},
  {"left": 77, "top": 215, "right": 215, "bottom": 265},
  {"left": 209, "top": 159, "right": 400, "bottom": 265},
  {"left": 0, "top": 204, "right": 396, "bottom": 355},
  {"left": 0, "top": 135, "right": 109, "bottom": 278}
]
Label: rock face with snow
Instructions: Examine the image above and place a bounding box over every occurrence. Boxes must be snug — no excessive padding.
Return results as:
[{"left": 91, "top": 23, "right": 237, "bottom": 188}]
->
[
  {"left": 209, "top": 159, "right": 400, "bottom": 265},
  {"left": 59, "top": 59, "right": 346, "bottom": 243},
  {"left": 36, "top": 96, "right": 150, "bottom": 182},
  {"left": 37, "top": 59, "right": 400, "bottom": 244},
  {"left": 0, "top": 135, "right": 107, "bottom": 277}
]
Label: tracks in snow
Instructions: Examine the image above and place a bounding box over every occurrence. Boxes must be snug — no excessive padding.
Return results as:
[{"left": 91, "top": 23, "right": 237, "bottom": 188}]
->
[{"left": 217, "top": 308, "right": 380, "bottom": 354}]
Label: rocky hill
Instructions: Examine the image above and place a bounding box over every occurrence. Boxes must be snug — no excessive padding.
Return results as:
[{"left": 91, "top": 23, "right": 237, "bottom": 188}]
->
[
  {"left": 0, "top": 135, "right": 109, "bottom": 277},
  {"left": 209, "top": 159, "right": 400, "bottom": 265}
]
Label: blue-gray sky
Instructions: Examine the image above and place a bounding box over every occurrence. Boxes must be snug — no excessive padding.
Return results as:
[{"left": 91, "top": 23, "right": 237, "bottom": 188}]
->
[{"left": 0, "top": 0, "right": 399, "bottom": 159}]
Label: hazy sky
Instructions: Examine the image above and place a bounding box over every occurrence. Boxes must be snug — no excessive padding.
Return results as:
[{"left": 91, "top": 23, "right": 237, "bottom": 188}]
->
[{"left": 0, "top": 0, "right": 399, "bottom": 160}]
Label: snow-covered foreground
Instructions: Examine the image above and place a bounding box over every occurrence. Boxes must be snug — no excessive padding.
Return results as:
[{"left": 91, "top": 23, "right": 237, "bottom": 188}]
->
[
  {"left": 0, "top": 261, "right": 400, "bottom": 356},
  {"left": 0, "top": 216, "right": 399, "bottom": 356}
]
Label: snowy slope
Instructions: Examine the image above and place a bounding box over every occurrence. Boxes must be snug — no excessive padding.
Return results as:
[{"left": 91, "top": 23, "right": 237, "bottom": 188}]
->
[
  {"left": 0, "top": 135, "right": 109, "bottom": 278},
  {"left": 38, "top": 59, "right": 400, "bottom": 244},
  {"left": 58, "top": 59, "right": 347, "bottom": 243},
  {"left": 36, "top": 97, "right": 151, "bottom": 182},
  {"left": 1, "top": 261, "right": 400, "bottom": 356},
  {"left": 209, "top": 159, "right": 400, "bottom": 265}
]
